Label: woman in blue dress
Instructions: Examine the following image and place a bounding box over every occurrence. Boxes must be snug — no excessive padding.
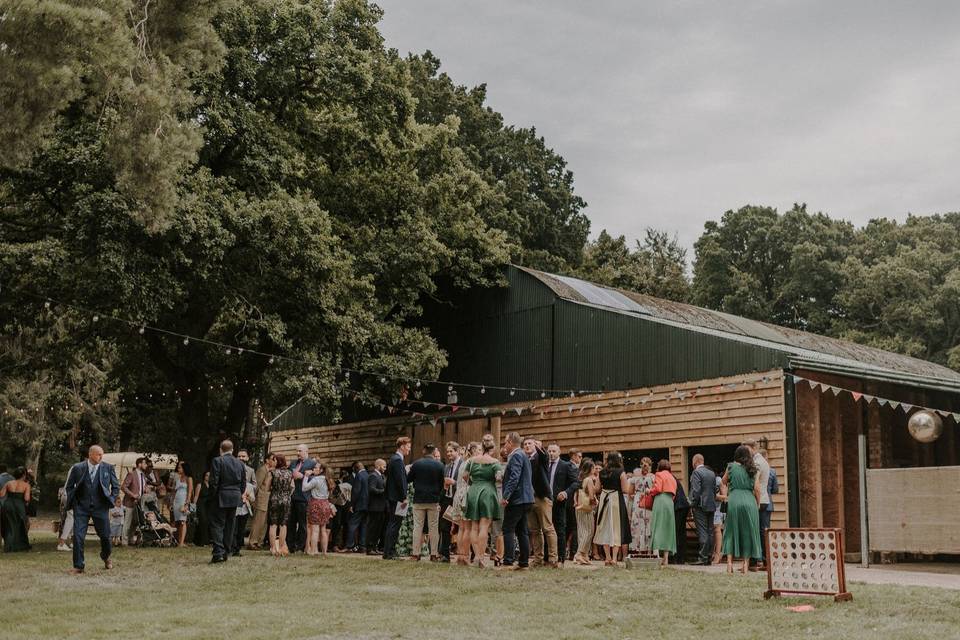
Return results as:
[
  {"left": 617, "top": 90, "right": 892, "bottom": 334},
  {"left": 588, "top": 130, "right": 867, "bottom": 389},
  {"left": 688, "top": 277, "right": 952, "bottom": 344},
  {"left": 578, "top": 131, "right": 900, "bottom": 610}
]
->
[{"left": 171, "top": 461, "right": 193, "bottom": 547}]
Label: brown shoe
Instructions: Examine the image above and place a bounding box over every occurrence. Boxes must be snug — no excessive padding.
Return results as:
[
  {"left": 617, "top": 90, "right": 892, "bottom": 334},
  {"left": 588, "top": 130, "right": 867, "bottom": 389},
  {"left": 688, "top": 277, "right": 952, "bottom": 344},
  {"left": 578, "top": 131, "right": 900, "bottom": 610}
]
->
[
  {"left": 429, "top": 555, "right": 440, "bottom": 562},
  {"left": 68, "top": 568, "right": 84, "bottom": 575},
  {"left": 104, "top": 559, "right": 113, "bottom": 570},
  {"left": 547, "top": 561, "right": 560, "bottom": 568},
  {"left": 409, "top": 555, "right": 421, "bottom": 562}
]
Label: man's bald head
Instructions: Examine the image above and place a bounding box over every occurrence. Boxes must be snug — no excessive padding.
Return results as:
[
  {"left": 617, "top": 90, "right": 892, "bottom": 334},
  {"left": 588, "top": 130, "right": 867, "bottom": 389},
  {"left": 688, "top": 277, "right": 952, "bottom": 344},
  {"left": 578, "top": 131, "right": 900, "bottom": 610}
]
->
[
  {"left": 88, "top": 445, "right": 104, "bottom": 464},
  {"left": 692, "top": 453, "right": 704, "bottom": 467}
]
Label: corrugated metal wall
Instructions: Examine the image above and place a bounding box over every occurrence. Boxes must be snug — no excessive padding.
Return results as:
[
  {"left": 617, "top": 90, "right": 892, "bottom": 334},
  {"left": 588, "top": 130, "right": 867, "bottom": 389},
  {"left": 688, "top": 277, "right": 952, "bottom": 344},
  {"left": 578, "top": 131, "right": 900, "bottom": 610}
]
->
[
  {"left": 275, "top": 266, "right": 793, "bottom": 428},
  {"left": 551, "top": 300, "right": 791, "bottom": 392}
]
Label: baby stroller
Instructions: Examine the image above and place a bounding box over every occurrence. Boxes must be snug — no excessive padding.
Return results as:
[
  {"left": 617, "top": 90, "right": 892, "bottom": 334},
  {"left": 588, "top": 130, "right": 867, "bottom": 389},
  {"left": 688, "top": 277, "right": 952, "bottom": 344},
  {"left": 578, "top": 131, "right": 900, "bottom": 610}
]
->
[{"left": 136, "top": 499, "right": 178, "bottom": 547}]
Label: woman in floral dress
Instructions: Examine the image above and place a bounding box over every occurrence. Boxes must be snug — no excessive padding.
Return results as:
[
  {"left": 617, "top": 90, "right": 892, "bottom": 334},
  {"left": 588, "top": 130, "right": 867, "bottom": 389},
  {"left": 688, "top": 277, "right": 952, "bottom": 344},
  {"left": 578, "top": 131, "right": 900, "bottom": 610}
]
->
[{"left": 629, "top": 458, "right": 655, "bottom": 554}]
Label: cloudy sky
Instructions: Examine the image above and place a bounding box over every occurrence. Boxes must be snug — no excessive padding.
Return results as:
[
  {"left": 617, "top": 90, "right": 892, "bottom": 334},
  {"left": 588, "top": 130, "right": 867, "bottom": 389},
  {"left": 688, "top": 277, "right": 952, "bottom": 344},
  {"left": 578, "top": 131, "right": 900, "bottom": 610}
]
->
[{"left": 375, "top": 0, "right": 960, "bottom": 250}]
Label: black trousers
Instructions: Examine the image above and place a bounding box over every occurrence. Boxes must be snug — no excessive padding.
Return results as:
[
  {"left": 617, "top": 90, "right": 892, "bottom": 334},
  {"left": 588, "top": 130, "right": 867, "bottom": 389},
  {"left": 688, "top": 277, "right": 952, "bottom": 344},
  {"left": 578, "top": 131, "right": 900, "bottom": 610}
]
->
[
  {"left": 286, "top": 500, "right": 308, "bottom": 552},
  {"left": 346, "top": 509, "right": 367, "bottom": 549},
  {"left": 365, "top": 509, "right": 386, "bottom": 551},
  {"left": 208, "top": 505, "right": 237, "bottom": 560},
  {"left": 232, "top": 513, "right": 248, "bottom": 554},
  {"left": 72, "top": 505, "right": 111, "bottom": 570},
  {"left": 438, "top": 496, "right": 453, "bottom": 559},
  {"left": 565, "top": 500, "right": 577, "bottom": 560},
  {"left": 551, "top": 498, "right": 569, "bottom": 563},
  {"left": 672, "top": 507, "right": 689, "bottom": 563},
  {"left": 382, "top": 500, "right": 403, "bottom": 558},
  {"left": 502, "top": 503, "right": 531, "bottom": 567},
  {"left": 759, "top": 508, "right": 771, "bottom": 563}
]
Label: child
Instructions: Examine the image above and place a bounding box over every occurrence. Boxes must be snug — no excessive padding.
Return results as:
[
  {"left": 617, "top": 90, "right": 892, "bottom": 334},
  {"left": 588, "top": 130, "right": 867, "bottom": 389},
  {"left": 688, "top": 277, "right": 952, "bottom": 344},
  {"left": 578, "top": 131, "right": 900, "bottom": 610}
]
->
[
  {"left": 109, "top": 497, "right": 125, "bottom": 546},
  {"left": 144, "top": 511, "right": 177, "bottom": 534}
]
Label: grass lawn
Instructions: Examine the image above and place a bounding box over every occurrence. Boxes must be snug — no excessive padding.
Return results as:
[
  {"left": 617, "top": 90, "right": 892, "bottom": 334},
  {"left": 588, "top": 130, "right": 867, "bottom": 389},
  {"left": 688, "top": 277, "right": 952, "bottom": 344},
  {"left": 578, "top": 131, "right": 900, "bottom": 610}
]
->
[{"left": 2, "top": 532, "right": 959, "bottom": 640}]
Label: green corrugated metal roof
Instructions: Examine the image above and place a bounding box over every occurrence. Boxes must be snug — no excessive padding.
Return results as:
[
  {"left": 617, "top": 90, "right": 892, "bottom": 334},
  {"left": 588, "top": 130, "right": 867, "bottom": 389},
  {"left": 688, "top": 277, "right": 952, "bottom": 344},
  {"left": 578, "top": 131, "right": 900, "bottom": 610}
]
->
[{"left": 517, "top": 265, "right": 960, "bottom": 391}]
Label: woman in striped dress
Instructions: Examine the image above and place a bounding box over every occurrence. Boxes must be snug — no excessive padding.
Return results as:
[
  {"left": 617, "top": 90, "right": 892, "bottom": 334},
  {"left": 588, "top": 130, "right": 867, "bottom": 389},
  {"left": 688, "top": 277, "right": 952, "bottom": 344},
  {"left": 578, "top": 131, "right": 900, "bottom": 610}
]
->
[{"left": 592, "top": 452, "right": 633, "bottom": 566}]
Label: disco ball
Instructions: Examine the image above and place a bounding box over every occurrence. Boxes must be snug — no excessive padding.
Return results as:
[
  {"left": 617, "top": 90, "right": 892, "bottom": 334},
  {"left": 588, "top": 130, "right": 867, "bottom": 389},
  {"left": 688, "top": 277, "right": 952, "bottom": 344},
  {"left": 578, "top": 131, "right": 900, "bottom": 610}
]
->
[{"left": 907, "top": 410, "right": 943, "bottom": 443}]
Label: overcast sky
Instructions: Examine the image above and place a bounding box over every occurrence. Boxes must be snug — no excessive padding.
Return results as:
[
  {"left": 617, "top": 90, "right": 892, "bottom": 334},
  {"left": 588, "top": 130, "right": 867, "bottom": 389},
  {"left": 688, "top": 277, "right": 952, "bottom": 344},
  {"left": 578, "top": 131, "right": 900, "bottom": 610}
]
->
[{"left": 375, "top": 0, "right": 960, "bottom": 251}]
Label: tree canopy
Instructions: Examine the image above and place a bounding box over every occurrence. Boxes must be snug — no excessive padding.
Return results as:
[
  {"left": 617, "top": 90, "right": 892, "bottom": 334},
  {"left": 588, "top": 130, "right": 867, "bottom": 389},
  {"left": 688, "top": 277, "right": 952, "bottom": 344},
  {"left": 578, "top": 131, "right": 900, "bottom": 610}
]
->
[{"left": 0, "top": 0, "right": 587, "bottom": 469}]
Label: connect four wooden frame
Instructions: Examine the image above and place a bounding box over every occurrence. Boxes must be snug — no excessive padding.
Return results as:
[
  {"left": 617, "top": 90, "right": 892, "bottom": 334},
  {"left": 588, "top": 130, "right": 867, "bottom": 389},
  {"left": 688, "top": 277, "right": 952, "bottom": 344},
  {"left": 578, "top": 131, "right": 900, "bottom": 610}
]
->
[{"left": 764, "top": 528, "right": 853, "bottom": 602}]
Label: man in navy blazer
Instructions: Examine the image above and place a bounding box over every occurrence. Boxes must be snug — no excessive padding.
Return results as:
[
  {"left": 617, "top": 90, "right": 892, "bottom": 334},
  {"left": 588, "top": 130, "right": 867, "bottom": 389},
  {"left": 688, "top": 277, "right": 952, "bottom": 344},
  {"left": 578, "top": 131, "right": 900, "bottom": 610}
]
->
[
  {"left": 499, "top": 432, "right": 534, "bottom": 569},
  {"left": 64, "top": 444, "right": 119, "bottom": 574},
  {"left": 345, "top": 461, "right": 369, "bottom": 552},
  {"left": 382, "top": 436, "right": 411, "bottom": 559},
  {"left": 208, "top": 440, "right": 247, "bottom": 563}
]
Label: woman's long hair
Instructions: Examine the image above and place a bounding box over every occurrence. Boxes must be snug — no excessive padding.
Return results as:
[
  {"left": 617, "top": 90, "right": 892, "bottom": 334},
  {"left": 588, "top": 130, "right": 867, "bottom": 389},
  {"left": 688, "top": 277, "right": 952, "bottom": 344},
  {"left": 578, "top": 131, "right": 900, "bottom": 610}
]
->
[
  {"left": 734, "top": 445, "right": 757, "bottom": 478},
  {"left": 578, "top": 458, "right": 595, "bottom": 482}
]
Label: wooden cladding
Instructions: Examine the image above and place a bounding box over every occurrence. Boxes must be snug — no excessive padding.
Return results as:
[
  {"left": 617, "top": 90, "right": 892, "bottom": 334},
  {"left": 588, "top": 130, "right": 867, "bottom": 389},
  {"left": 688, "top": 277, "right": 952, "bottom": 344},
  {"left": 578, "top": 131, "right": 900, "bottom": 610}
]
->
[
  {"left": 498, "top": 370, "right": 788, "bottom": 527},
  {"left": 866, "top": 466, "right": 960, "bottom": 554},
  {"left": 270, "top": 369, "right": 789, "bottom": 528}
]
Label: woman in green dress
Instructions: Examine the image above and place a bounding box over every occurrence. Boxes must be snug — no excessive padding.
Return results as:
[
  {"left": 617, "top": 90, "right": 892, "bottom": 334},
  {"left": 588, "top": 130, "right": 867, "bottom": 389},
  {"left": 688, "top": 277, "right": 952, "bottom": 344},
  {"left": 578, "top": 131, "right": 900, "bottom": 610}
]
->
[
  {"left": 721, "top": 445, "right": 762, "bottom": 573},
  {"left": 0, "top": 467, "right": 32, "bottom": 552},
  {"left": 462, "top": 437, "right": 502, "bottom": 568}
]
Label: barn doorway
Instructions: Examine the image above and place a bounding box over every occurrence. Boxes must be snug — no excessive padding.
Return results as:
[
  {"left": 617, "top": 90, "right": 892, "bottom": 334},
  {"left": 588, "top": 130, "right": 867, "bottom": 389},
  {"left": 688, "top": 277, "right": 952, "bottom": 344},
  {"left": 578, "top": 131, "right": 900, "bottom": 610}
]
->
[
  {"left": 622, "top": 448, "right": 670, "bottom": 472},
  {"left": 686, "top": 444, "right": 739, "bottom": 481}
]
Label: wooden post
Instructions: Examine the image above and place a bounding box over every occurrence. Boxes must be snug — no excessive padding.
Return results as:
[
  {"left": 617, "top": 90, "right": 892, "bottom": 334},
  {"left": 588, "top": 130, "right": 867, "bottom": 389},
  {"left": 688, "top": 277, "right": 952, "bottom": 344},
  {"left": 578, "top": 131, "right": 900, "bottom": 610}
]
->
[{"left": 858, "top": 433, "right": 869, "bottom": 568}]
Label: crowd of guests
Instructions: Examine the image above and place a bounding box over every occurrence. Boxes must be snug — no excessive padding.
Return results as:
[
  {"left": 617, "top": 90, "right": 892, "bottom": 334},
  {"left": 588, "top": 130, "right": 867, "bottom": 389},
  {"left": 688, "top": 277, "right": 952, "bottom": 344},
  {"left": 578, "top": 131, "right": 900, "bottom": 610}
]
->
[{"left": 1, "top": 433, "right": 778, "bottom": 577}]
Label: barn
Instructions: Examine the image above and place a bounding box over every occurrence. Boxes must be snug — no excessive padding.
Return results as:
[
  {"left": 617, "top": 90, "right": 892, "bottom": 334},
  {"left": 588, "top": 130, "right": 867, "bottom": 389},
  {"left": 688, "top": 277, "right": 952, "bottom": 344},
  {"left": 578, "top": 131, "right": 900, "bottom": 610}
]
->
[{"left": 270, "top": 265, "right": 960, "bottom": 559}]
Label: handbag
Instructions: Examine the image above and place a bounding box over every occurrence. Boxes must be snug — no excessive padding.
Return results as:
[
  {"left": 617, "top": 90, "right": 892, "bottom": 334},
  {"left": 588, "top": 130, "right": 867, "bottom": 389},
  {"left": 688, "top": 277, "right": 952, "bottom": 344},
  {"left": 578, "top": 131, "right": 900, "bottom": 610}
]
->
[
  {"left": 720, "top": 500, "right": 728, "bottom": 514},
  {"left": 640, "top": 492, "right": 653, "bottom": 510}
]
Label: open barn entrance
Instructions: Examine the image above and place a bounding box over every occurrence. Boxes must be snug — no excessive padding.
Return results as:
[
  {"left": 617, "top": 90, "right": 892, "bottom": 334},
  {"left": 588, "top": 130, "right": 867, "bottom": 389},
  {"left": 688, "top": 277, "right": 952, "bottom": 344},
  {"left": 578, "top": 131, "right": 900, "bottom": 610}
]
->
[
  {"left": 622, "top": 448, "right": 670, "bottom": 472},
  {"left": 687, "top": 444, "right": 740, "bottom": 482}
]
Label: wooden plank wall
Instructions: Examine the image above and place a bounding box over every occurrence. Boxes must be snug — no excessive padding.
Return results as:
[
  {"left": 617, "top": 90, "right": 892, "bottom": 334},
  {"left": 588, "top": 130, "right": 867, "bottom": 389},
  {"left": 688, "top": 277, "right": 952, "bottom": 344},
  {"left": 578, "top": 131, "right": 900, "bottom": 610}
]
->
[
  {"left": 269, "top": 415, "right": 501, "bottom": 475},
  {"left": 497, "top": 369, "right": 789, "bottom": 527},
  {"left": 795, "top": 369, "right": 960, "bottom": 553},
  {"left": 269, "top": 370, "right": 790, "bottom": 529},
  {"left": 269, "top": 416, "right": 413, "bottom": 475},
  {"left": 866, "top": 466, "right": 960, "bottom": 554}
]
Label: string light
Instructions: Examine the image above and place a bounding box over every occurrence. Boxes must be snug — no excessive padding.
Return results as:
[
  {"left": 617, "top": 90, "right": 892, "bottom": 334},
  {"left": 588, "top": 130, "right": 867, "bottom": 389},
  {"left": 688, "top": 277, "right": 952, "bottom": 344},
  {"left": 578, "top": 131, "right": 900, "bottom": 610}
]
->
[
  {"left": 25, "top": 292, "right": 608, "bottom": 398},
  {"left": 182, "top": 337, "right": 189, "bottom": 345}
]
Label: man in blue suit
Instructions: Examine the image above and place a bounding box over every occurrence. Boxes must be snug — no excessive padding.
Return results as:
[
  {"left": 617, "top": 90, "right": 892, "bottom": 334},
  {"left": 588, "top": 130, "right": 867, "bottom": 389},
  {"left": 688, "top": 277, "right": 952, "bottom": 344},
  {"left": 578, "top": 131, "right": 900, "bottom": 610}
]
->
[
  {"left": 345, "top": 461, "right": 369, "bottom": 552},
  {"left": 499, "top": 432, "right": 534, "bottom": 570},
  {"left": 64, "top": 444, "right": 119, "bottom": 574},
  {"left": 382, "top": 436, "right": 411, "bottom": 560}
]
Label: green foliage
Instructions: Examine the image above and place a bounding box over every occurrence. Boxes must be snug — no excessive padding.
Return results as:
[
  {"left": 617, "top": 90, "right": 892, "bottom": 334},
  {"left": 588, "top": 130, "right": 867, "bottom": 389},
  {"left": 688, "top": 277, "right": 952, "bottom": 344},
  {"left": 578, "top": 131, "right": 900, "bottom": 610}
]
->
[
  {"left": 691, "top": 204, "right": 960, "bottom": 372},
  {"left": 0, "top": 0, "right": 225, "bottom": 230},
  {"left": 692, "top": 204, "right": 854, "bottom": 334},
  {"left": 576, "top": 229, "right": 690, "bottom": 301},
  {"left": 406, "top": 51, "right": 590, "bottom": 272}
]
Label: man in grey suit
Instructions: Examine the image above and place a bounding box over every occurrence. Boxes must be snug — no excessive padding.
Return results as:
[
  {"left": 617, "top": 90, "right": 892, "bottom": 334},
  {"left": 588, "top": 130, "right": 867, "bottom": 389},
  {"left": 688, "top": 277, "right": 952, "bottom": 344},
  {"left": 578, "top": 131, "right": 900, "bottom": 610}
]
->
[
  {"left": 688, "top": 454, "right": 717, "bottom": 565},
  {"left": 208, "top": 440, "right": 247, "bottom": 564}
]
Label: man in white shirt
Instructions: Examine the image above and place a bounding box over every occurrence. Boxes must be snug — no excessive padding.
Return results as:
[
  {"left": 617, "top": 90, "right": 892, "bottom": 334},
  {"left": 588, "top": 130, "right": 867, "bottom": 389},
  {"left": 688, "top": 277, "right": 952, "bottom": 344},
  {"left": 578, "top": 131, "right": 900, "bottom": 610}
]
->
[{"left": 743, "top": 439, "right": 771, "bottom": 569}]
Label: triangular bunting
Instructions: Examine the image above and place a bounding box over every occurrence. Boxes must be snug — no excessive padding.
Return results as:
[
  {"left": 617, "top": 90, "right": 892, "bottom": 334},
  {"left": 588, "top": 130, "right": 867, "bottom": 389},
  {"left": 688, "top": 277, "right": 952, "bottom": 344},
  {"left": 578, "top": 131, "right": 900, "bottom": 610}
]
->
[
  {"left": 449, "top": 405, "right": 459, "bottom": 413},
  {"left": 851, "top": 392, "right": 862, "bottom": 402},
  {"left": 808, "top": 380, "right": 819, "bottom": 390},
  {"left": 878, "top": 399, "right": 889, "bottom": 407},
  {"left": 901, "top": 403, "right": 913, "bottom": 413},
  {"left": 889, "top": 401, "right": 900, "bottom": 410},
  {"left": 952, "top": 413, "right": 960, "bottom": 423},
  {"left": 862, "top": 394, "right": 875, "bottom": 404},
  {"left": 468, "top": 408, "right": 476, "bottom": 416},
  {"left": 429, "top": 418, "right": 436, "bottom": 427},
  {"left": 481, "top": 409, "right": 488, "bottom": 417},
  {"left": 936, "top": 409, "right": 950, "bottom": 418},
  {"left": 514, "top": 407, "right": 523, "bottom": 416},
  {"left": 830, "top": 386, "right": 842, "bottom": 396}
]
